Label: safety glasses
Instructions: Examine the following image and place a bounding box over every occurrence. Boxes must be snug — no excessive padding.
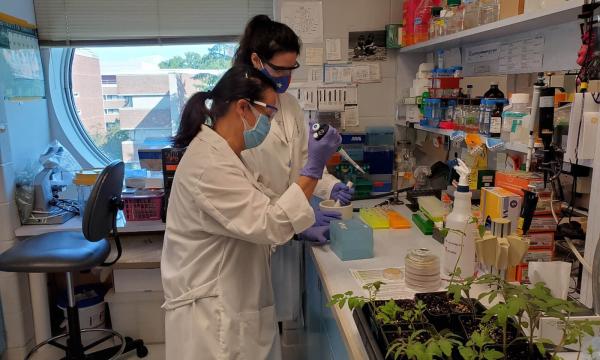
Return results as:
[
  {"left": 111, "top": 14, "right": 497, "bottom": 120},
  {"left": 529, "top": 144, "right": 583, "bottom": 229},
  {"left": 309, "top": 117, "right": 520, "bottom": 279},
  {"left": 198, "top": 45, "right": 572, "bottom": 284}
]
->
[
  {"left": 261, "top": 59, "right": 300, "bottom": 76},
  {"left": 247, "top": 99, "right": 279, "bottom": 118}
]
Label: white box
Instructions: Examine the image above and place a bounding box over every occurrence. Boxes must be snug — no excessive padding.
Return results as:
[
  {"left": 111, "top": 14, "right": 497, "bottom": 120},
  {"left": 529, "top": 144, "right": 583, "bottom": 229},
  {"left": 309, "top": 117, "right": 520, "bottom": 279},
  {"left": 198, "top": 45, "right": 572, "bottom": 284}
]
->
[
  {"left": 113, "top": 268, "right": 162, "bottom": 293},
  {"left": 105, "top": 289, "right": 165, "bottom": 344}
]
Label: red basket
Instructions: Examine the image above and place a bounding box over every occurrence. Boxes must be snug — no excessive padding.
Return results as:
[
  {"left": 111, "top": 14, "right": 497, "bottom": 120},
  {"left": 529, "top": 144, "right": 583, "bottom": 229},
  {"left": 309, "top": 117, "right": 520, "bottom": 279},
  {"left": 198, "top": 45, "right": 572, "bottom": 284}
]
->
[{"left": 122, "top": 193, "right": 163, "bottom": 221}]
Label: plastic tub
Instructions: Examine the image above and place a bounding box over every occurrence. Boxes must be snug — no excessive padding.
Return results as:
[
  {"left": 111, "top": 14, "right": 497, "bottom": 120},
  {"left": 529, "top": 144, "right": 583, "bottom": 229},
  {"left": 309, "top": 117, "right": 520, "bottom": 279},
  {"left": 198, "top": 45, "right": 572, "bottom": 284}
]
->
[{"left": 319, "top": 199, "right": 353, "bottom": 220}]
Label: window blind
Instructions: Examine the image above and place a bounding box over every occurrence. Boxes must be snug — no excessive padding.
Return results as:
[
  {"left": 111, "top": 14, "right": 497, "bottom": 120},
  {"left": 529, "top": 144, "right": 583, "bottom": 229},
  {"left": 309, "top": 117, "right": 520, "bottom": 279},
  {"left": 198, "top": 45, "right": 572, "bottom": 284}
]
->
[{"left": 34, "top": 0, "right": 273, "bottom": 46}]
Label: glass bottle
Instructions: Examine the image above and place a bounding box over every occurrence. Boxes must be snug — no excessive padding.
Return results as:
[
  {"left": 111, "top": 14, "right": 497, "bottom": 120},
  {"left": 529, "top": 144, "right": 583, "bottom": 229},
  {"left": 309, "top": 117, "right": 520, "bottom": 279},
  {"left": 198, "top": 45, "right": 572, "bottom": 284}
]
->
[
  {"left": 445, "top": 0, "right": 463, "bottom": 35},
  {"left": 489, "top": 101, "right": 502, "bottom": 138},
  {"left": 483, "top": 82, "right": 505, "bottom": 99},
  {"left": 479, "top": 0, "right": 499, "bottom": 26},
  {"left": 466, "top": 98, "right": 480, "bottom": 133},
  {"left": 429, "top": 6, "right": 444, "bottom": 39},
  {"left": 462, "top": 0, "right": 480, "bottom": 30}
]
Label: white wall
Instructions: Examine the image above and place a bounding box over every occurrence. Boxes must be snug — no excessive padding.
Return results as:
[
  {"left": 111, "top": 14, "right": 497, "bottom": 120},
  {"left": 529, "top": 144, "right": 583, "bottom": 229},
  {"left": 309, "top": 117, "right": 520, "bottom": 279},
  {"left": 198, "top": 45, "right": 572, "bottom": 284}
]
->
[
  {"left": 0, "top": 2, "right": 48, "bottom": 359},
  {"left": 276, "top": 0, "right": 424, "bottom": 131}
]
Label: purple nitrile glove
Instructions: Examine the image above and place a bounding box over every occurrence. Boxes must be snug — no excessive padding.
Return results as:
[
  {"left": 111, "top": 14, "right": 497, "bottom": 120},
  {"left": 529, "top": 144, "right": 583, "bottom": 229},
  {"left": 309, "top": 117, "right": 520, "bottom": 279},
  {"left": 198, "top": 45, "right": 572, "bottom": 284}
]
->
[
  {"left": 330, "top": 182, "right": 355, "bottom": 205},
  {"left": 314, "top": 208, "right": 341, "bottom": 226},
  {"left": 300, "top": 124, "right": 342, "bottom": 179},
  {"left": 299, "top": 225, "right": 330, "bottom": 246}
]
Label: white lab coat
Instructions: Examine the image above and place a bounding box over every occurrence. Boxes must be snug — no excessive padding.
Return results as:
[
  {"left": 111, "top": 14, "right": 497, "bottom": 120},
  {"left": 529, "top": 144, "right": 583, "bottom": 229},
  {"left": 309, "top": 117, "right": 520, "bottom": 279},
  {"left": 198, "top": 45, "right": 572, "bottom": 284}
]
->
[
  {"left": 161, "top": 125, "right": 315, "bottom": 360},
  {"left": 241, "top": 93, "right": 339, "bottom": 321}
]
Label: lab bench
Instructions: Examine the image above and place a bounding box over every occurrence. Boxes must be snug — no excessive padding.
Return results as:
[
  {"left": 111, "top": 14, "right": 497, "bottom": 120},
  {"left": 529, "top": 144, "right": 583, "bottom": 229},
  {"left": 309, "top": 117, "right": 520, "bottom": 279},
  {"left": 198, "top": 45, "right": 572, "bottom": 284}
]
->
[{"left": 303, "top": 200, "right": 582, "bottom": 360}]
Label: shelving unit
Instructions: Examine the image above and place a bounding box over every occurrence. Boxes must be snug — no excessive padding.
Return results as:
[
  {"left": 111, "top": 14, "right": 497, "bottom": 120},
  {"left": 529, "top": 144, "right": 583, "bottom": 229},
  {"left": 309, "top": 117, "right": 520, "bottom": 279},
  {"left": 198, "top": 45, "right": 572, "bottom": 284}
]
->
[
  {"left": 412, "top": 123, "right": 531, "bottom": 153},
  {"left": 400, "top": 0, "right": 583, "bottom": 53}
]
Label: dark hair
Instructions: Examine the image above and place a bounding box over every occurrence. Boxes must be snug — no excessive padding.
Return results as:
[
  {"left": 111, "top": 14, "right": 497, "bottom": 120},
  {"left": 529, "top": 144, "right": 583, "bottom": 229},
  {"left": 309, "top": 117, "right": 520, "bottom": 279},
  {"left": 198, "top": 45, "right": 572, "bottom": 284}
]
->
[
  {"left": 173, "top": 65, "right": 275, "bottom": 148},
  {"left": 233, "top": 15, "right": 301, "bottom": 66}
]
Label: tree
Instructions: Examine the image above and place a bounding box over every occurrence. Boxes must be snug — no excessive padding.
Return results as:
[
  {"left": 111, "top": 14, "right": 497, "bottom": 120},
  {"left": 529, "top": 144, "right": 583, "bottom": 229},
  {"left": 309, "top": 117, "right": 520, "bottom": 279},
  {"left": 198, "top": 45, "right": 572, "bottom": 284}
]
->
[
  {"left": 159, "top": 44, "right": 236, "bottom": 70},
  {"left": 193, "top": 73, "right": 220, "bottom": 92}
]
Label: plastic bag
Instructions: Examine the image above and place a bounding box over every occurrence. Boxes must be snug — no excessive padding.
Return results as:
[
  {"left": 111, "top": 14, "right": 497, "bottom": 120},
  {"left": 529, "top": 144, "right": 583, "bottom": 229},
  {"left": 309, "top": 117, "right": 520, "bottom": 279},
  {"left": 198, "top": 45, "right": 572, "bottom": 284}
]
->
[
  {"left": 15, "top": 161, "right": 37, "bottom": 223},
  {"left": 39, "top": 140, "right": 80, "bottom": 172}
]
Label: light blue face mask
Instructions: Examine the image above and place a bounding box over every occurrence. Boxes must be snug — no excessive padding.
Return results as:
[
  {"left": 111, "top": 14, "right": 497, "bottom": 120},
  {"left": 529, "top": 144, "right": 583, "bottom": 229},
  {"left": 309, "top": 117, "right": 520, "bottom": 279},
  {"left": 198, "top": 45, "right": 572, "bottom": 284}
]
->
[{"left": 242, "top": 106, "right": 272, "bottom": 149}]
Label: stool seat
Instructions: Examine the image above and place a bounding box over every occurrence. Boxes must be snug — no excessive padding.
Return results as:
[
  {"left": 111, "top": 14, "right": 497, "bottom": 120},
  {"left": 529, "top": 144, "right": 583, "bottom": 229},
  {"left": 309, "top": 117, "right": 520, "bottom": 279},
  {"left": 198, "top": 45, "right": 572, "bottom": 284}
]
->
[{"left": 0, "top": 231, "right": 110, "bottom": 273}]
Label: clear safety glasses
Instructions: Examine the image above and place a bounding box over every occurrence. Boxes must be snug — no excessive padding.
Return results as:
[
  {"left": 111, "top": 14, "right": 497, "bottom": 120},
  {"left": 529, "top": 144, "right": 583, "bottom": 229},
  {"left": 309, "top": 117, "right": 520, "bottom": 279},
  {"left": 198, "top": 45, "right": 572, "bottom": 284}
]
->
[{"left": 248, "top": 99, "right": 279, "bottom": 119}]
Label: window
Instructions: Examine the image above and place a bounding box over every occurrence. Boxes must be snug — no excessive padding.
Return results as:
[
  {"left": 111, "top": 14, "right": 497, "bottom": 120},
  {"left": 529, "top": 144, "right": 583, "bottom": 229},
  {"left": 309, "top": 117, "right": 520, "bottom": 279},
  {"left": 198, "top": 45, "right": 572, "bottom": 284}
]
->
[{"left": 70, "top": 43, "right": 235, "bottom": 167}]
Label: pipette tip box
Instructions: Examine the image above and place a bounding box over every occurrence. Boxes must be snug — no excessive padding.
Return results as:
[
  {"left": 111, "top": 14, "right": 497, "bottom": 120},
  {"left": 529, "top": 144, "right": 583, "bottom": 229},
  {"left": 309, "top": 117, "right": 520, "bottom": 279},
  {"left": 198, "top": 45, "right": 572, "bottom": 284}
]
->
[{"left": 329, "top": 219, "right": 374, "bottom": 261}]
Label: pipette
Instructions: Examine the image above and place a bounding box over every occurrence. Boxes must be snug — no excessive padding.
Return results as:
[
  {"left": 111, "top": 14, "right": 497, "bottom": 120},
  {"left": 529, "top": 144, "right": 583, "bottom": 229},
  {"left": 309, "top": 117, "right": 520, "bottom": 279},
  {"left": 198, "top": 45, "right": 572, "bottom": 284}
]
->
[{"left": 311, "top": 123, "right": 367, "bottom": 174}]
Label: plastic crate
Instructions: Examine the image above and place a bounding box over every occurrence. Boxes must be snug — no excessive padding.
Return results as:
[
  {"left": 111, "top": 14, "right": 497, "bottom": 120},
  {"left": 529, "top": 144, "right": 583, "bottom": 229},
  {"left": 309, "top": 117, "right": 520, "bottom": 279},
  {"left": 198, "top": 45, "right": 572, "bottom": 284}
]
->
[
  {"left": 366, "top": 126, "right": 395, "bottom": 146},
  {"left": 122, "top": 193, "right": 163, "bottom": 221}
]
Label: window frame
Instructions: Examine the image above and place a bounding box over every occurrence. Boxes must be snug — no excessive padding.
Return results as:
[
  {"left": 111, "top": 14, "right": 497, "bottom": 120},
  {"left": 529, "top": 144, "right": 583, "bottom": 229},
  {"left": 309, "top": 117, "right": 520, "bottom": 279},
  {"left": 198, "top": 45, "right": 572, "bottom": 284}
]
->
[{"left": 45, "top": 48, "right": 110, "bottom": 168}]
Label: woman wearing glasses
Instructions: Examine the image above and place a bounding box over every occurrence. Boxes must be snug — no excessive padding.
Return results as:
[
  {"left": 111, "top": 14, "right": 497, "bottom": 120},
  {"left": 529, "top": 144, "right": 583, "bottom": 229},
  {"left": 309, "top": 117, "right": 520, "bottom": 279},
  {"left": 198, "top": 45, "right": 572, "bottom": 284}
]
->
[
  {"left": 161, "top": 65, "right": 341, "bottom": 360},
  {"left": 234, "top": 14, "right": 353, "bottom": 324}
]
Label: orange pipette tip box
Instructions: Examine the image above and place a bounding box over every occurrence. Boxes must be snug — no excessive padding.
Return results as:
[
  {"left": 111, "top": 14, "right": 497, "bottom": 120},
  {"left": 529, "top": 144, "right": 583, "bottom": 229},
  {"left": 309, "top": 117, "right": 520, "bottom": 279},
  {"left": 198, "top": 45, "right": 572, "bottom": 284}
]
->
[{"left": 387, "top": 210, "right": 412, "bottom": 229}]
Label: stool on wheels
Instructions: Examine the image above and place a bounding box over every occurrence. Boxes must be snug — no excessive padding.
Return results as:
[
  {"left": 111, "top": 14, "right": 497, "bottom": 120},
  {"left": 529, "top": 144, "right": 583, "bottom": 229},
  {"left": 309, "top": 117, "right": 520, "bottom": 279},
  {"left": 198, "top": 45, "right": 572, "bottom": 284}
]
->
[{"left": 0, "top": 161, "right": 148, "bottom": 359}]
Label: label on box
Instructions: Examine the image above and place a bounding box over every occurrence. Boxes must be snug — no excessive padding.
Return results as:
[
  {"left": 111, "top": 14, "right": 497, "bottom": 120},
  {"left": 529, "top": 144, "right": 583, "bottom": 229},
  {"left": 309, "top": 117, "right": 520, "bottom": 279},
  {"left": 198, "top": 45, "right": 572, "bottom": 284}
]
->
[{"left": 526, "top": 216, "right": 557, "bottom": 233}]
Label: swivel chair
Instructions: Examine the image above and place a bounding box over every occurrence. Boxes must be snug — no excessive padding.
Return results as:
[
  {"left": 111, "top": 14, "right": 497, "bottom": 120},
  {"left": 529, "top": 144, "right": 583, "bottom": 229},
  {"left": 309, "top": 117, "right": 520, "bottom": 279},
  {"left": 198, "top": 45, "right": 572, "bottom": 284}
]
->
[{"left": 0, "top": 161, "right": 148, "bottom": 359}]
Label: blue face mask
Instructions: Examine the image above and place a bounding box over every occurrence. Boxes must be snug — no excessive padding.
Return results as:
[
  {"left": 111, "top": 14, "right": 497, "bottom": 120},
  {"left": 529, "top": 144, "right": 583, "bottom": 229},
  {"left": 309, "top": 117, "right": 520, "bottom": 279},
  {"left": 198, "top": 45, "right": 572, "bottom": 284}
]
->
[
  {"left": 259, "top": 68, "right": 291, "bottom": 94},
  {"left": 242, "top": 107, "right": 271, "bottom": 149}
]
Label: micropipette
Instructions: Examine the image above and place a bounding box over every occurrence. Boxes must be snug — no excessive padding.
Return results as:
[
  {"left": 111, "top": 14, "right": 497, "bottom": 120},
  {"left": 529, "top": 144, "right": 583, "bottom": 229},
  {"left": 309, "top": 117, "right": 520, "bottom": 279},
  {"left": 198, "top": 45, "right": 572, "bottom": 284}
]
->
[{"left": 311, "top": 123, "right": 367, "bottom": 174}]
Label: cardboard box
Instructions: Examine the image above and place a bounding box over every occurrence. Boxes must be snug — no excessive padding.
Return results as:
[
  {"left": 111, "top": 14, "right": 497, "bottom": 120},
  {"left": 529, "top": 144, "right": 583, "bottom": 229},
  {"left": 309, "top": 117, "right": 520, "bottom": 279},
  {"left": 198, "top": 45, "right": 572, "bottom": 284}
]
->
[
  {"left": 500, "top": 0, "right": 525, "bottom": 20},
  {"left": 481, "top": 187, "right": 522, "bottom": 234},
  {"left": 495, "top": 171, "right": 544, "bottom": 196},
  {"left": 525, "top": 216, "right": 557, "bottom": 234},
  {"left": 524, "top": 232, "right": 555, "bottom": 249}
]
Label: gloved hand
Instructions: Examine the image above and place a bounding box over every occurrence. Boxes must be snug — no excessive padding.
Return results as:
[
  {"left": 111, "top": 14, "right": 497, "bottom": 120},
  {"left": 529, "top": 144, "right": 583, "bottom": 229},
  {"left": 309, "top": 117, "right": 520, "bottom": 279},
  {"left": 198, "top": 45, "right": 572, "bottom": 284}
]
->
[
  {"left": 300, "top": 124, "right": 342, "bottom": 179},
  {"left": 299, "top": 225, "right": 330, "bottom": 246},
  {"left": 330, "top": 183, "right": 355, "bottom": 205},
  {"left": 314, "top": 208, "right": 341, "bottom": 226}
]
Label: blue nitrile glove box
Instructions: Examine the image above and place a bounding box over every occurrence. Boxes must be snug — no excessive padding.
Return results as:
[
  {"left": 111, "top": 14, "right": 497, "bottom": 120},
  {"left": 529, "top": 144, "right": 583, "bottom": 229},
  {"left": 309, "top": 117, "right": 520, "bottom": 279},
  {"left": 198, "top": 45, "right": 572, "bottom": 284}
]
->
[{"left": 329, "top": 219, "right": 373, "bottom": 261}]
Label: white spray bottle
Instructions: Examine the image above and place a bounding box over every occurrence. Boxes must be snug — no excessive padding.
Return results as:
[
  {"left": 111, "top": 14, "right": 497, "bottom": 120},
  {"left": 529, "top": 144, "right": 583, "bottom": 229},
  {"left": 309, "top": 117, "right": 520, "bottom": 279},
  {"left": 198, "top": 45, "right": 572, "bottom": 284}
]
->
[{"left": 441, "top": 159, "right": 478, "bottom": 281}]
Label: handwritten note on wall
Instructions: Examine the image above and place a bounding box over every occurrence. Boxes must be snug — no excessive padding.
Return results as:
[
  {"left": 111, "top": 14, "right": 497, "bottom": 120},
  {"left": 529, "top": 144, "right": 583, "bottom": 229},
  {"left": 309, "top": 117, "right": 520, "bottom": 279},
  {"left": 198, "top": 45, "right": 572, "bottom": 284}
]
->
[{"left": 281, "top": 2, "right": 323, "bottom": 44}]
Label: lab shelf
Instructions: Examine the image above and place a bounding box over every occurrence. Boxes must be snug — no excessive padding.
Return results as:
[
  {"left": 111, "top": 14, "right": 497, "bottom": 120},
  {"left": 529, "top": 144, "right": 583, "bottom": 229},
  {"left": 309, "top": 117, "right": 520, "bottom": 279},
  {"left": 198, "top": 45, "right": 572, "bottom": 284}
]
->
[
  {"left": 412, "top": 123, "right": 531, "bottom": 153},
  {"left": 400, "top": 0, "right": 584, "bottom": 53}
]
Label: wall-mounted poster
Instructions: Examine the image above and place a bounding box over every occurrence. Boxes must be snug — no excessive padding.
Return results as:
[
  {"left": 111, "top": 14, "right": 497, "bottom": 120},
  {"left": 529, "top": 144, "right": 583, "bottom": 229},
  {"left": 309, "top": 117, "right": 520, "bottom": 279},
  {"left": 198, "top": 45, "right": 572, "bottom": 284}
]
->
[{"left": 348, "top": 30, "right": 387, "bottom": 62}]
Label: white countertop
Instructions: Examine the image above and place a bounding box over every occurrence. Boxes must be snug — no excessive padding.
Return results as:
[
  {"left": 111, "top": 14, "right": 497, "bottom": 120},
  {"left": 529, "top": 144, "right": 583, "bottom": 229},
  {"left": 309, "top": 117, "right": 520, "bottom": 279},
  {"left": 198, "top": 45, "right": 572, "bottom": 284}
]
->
[
  {"left": 310, "top": 200, "right": 582, "bottom": 360},
  {"left": 14, "top": 212, "right": 166, "bottom": 237},
  {"left": 310, "top": 200, "right": 443, "bottom": 360}
]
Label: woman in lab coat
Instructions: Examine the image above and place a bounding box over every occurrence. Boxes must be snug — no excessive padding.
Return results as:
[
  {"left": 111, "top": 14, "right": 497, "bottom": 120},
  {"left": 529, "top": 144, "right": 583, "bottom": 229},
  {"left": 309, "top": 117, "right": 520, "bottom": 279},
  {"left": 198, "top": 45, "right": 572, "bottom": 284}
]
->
[
  {"left": 161, "top": 65, "right": 341, "bottom": 360},
  {"left": 234, "top": 14, "right": 354, "bottom": 322}
]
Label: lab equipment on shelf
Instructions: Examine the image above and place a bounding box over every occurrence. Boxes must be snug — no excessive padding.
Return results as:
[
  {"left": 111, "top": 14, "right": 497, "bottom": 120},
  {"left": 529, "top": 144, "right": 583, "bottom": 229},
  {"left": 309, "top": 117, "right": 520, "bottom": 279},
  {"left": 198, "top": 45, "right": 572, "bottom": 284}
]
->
[
  {"left": 429, "top": 6, "right": 445, "bottom": 39},
  {"left": 445, "top": 0, "right": 463, "bottom": 35},
  {"left": 329, "top": 219, "right": 374, "bottom": 261},
  {"left": 424, "top": 98, "right": 442, "bottom": 127},
  {"left": 479, "top": 0, "right": 499, "bottom": 25},
  {"left": 502, "top": 93, "right": 530, "bottom": 143},
  {"left": 462, "top": 0, "right": 480, "bottom": 29}
]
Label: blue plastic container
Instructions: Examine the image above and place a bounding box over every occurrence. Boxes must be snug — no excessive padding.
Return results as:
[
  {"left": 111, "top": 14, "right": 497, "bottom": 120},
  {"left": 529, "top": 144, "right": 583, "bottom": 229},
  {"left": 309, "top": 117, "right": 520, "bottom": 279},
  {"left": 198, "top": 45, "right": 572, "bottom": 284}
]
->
[
  {"left": 341, "top": 133, "right": 367, "bottom": 145},
  {"left": 344, "top": 145, "right": 364, "bottom": 161},
  {"left": 329, "top": 219, "right": 374, "bottom": 261},
  {"left": 424, "top": 98, "right": 442, "bottom": 128},
  {"left": 364, "top": 146, "right": 394, "bottom": 174},
  {"left": 370, "top": 174, "right": 393, "bottom": 192},
  {"left": 366, "top": 126, "right": 395, "bottom": 146}
]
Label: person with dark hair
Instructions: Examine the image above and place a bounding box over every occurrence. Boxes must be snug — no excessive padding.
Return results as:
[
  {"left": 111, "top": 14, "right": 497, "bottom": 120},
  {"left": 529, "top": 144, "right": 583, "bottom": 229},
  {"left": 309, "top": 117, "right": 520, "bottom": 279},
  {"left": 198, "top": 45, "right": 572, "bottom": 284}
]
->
[
  {"left": 161, "top": 65, "right": 342, "bottom": 360},
  {"left": 234, "top": 14, "right": 353, "bottom": 325}
]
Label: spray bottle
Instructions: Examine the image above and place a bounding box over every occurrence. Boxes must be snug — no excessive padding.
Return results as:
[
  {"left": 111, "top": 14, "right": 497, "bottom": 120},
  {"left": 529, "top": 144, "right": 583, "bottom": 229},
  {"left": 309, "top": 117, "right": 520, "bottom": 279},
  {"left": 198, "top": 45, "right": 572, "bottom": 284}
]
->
[{"left": 441, "top": 158, "right": 477, "bottom": 280}]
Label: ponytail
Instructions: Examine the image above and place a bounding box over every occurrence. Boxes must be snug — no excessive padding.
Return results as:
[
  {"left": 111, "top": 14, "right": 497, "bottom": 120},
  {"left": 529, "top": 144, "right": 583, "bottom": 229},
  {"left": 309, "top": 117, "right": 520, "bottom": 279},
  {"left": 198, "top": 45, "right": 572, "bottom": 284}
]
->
[
  {"left": 234, "top": 15, "right": 301, "bottom": 66},
  {"left": 172, "top": 65, "right": 275, "bottom": 148},
  {"left": 173, "top": 91, "right": 212, "bottom": 148}
]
